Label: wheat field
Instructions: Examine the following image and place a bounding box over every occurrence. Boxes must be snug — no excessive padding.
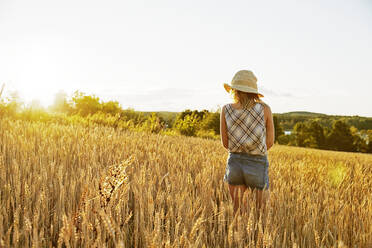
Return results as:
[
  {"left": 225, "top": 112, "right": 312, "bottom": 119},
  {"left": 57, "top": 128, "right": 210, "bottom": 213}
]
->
[{"left": 0, "top": 118, "right": 371, "bottom": 247}]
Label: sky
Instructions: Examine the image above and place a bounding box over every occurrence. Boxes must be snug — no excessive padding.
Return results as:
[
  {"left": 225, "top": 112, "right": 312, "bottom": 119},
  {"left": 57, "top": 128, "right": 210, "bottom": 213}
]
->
[{"left": 0, "top": 0, "right": 371, "bottom": 116}]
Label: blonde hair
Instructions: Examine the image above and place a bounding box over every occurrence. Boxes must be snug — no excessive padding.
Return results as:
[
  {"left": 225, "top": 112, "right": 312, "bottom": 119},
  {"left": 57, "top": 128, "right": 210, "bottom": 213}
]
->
[{"left": 231, "top": 89, "right": 262, "bottom": 109}]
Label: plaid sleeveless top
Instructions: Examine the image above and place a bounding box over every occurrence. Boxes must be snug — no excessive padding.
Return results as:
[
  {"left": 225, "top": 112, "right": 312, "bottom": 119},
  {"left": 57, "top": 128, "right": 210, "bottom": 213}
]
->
[{"left": 224, "top": 103, "right": 267, "bottom": 155}]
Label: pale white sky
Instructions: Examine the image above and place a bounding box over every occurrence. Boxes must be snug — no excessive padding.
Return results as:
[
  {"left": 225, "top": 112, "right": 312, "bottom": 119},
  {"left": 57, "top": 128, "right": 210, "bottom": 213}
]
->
[{"left": 0, "top": 0, "right": 371, "bottom": 116}]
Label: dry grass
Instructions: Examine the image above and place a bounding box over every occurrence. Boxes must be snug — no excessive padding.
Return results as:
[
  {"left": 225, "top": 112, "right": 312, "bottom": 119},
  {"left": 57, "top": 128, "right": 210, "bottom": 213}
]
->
[{"left": 0, "top": 117, "right": 371, "bottom": 247}]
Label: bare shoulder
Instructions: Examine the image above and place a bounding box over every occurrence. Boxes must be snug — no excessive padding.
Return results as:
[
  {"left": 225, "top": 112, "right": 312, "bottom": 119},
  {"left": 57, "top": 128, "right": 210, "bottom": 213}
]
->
[
  {"left": 220, "top": 104, "right": 228, "bottom": 116},
  {"left": 221, "top": 103, "right": 232, "bottom": 112},
  {"left": 260, "top": 102, "right": 272, "bottom": 119},
  {"left": 259, "top": 101, "right": 271, "bottom": 111}
]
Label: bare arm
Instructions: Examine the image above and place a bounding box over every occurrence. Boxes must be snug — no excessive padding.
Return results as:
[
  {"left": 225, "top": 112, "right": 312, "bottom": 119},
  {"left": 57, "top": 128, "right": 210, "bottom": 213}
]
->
[
  {"left": 220, "top": 106, "right": 228, "bottom": 149},
  {"left": 264, "top": 105, "right": 274, "bottom": 150}
]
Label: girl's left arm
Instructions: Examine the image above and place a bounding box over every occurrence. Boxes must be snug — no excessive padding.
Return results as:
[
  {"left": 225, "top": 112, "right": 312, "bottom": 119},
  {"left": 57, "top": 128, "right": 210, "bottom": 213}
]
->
[
  {"left": 264, "top": 105, "right": 275, "bottom": 150},
  {"left": 220, "top": 106, "right": 229, "bottom": 149}
]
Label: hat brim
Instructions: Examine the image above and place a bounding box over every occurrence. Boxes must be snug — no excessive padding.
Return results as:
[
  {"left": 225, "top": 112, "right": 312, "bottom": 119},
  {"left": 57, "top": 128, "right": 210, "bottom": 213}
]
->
[{"left": 223, "top": 83, "right": 264, "bottom": 97}]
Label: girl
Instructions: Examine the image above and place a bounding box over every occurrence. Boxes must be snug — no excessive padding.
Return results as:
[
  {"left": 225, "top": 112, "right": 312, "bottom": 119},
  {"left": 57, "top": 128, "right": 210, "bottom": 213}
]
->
[{"left": 220, "top": 70, "right": 274, "bottom": 214}]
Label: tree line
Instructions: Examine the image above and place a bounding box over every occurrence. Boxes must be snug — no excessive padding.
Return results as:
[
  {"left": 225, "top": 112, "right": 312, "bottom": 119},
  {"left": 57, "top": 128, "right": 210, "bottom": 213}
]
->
[
  {"left": 0, "top": 90, "right": 220, "bottom": 139},
  {"left": 274, "top": 117, "right": 372, "bottom": 153},
  {"left": 275, "top": 111, "right": 372, "bottom": 131},
  {"left": 1, "top": 89, "right": 371, "bottom": 153}
]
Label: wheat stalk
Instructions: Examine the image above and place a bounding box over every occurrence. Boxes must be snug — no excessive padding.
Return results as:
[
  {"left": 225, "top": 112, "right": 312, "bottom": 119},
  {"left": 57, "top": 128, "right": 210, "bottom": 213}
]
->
[
  {"left": 98, "top": 156, "right": 132, "bottom": 208},
  {"left": 0, "top": 84, "right": 4, "bottom": 99}
]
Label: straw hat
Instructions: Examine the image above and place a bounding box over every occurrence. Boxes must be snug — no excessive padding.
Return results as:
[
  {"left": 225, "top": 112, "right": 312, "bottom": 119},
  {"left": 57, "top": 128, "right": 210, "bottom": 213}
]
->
[{"left": 223, "top": 70, "right": 264, "bottom": 97}]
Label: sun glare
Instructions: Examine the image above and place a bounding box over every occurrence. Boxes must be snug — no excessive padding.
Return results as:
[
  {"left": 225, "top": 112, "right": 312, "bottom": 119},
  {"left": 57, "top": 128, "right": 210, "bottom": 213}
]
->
[{"left": 10, "top": 82, "right": 64, "bottom": 108}]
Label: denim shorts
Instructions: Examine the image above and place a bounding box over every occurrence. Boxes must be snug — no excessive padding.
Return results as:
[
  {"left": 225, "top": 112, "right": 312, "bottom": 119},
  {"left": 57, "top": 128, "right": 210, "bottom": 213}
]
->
[{"left": 224, "top": 152, "right": 269, "bottom": 190}]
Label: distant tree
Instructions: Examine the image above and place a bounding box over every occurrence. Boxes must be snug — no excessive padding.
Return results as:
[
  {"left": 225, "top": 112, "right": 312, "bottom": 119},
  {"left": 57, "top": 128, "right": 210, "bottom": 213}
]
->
[
  {"left": 277, "top": 133, "right": 295, "bottom": 145},
  {"left": 326, "top": 120, "right": 355, "bottom": 152},
  {"left": 138, "top": 113, "right": 164, "bottom": 133},
  {"left": 292, "top": 121, "right": 326, "bottom": 148},
  {"left": 200, "top": 111, "right": 220, "bottom": 134},
  {"left": 50, "top": 90, "right": 72, "bottom": 113},
  {"left": 102, "top": 100, "right": 122, "bottom": 115},
  {"left": 350, "top": 126, "right": 368, "bottom": 153},
  {"left": 352, "top": 135, "right": 368, "bottom": 153},
  {"left": 173, "top": 109, "right": 222, "bottom": 136},
  {"left": 307, "top": 121, "right": 326, "bottom": 149},
  {"left": 293, "top": 122, "right": 308, "bottom": 147},
  {"left": 29, "top": 99, "right": 44, "bottom": 110},
  {"left": 273, "top": 116, "right": 284, "bottom": 142},
  {"left": 367, "top": 130, "right": 372, "bottom": 153},
  {"left": 71, "top": 91, "right": 102, "bottom": 116},
  {"left": 174, "top": 112, "right": 201, "bottom": 136},
  {"left": 178, "top": 109, "right": 208, "bottom": 121}
]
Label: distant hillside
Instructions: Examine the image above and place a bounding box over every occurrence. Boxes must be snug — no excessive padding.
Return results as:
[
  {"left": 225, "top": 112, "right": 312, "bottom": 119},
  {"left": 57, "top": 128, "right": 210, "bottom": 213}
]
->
[
  {"left": 141, "top": 110, "right": 372, "bottom": 131},
  {"left": 275, "top": 112, "right": 372, "bottom": 130},
  {"left": 278, "top": 111, "right": 327, "bottom": 117}
]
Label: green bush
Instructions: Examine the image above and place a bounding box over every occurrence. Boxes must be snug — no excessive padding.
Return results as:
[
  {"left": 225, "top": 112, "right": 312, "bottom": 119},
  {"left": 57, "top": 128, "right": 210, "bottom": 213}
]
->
[
  {"left": 136, "top": 113, "right": 164, "bottom": 133},
  {"left": 200, "top": 111, "right": 220, "bottom": 134},
  {"left": 277, "top": 134, "right": 294, "bottom": 145},
  {"left": 174, "top": 112, "right": 201, "bottom": 136}
]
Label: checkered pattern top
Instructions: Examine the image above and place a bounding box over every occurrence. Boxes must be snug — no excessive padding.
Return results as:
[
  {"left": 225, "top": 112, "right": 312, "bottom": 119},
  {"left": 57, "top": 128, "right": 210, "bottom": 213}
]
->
[{"left": 224, "top": 103, "right": 267, "bottom": 155}]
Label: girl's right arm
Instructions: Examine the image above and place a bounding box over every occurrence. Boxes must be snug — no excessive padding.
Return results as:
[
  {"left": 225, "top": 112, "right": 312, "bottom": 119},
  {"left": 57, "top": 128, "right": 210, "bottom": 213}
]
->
[{"left": 220, "top": 106, "right": 229, "bottom": 149}]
